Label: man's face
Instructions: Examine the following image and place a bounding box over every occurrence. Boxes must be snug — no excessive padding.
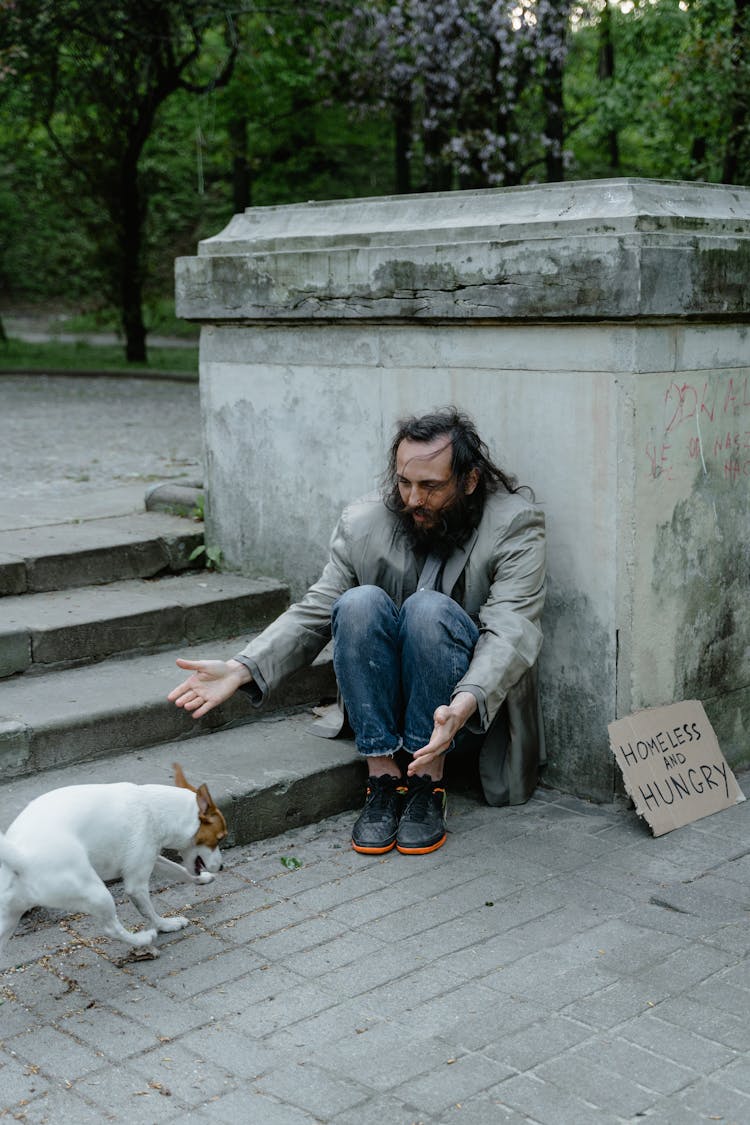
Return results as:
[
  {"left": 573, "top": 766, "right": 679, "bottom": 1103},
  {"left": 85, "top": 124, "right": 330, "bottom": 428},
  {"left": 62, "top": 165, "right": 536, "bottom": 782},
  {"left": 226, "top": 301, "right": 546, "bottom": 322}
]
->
[{"left": 395, "top": 437, "right": 477, "bottom": 530}]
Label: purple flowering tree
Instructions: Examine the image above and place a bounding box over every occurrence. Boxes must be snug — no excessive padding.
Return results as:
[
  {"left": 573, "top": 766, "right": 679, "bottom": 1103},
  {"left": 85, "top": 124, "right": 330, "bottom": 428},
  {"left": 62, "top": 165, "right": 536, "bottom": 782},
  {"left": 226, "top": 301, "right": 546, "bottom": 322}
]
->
[{"left": 318, "top": 0, "right": 571, "bottom": 191}]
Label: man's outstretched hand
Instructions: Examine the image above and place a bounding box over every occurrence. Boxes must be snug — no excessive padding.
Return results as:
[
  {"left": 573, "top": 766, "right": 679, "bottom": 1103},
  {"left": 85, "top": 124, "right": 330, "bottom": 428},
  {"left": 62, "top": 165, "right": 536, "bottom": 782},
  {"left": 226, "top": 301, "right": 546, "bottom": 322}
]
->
[
  {"left": 407, "top": 691, "right": 478, "bottom": 777},
  {"left": 167, "top": 658, "right": 252, "bottom": 719}
]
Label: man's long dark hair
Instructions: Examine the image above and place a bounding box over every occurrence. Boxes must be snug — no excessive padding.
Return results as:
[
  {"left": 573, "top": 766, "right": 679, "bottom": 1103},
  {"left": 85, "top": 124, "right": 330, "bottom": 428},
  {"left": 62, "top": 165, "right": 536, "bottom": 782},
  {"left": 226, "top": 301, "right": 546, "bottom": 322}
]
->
[{"left": 383, "top": 406, "right": 526, "bottom": 551}]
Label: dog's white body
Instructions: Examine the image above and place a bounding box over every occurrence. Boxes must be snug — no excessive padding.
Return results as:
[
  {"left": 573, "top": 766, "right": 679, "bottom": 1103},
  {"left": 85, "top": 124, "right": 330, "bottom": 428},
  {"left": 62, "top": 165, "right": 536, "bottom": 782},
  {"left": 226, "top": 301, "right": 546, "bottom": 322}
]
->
[{"left": 0, "top": 773, "right": 225, "bottom": 961}]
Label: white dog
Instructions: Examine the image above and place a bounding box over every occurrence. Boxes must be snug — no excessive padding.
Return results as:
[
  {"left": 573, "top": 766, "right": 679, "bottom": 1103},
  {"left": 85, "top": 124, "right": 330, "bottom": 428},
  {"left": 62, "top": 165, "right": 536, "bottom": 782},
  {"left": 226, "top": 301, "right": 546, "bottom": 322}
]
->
[{"left": 0, "top": 763, "right": 226, "bottom": 960}]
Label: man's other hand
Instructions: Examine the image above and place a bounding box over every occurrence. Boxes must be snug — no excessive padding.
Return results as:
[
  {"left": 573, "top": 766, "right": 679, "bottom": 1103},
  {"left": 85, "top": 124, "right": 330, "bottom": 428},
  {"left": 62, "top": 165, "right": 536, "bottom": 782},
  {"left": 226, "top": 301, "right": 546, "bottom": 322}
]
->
[{"left": 408, "top": 691, "right": 478, "bottom": 777}]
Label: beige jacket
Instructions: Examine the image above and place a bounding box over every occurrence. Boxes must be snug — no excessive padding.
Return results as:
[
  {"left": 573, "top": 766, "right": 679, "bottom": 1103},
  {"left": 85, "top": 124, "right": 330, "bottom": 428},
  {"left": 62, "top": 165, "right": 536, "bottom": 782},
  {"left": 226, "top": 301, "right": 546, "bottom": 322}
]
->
[{"left": 237, "top": 488, "right": 546, "bottom": 806}]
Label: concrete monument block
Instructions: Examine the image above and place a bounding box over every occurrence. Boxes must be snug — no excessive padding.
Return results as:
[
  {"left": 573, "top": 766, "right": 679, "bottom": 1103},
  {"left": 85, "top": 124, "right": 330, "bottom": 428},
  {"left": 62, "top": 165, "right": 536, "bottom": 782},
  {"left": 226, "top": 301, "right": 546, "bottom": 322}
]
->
[{"left": 176, "top": 178, "right": 750, "bottom": 802}]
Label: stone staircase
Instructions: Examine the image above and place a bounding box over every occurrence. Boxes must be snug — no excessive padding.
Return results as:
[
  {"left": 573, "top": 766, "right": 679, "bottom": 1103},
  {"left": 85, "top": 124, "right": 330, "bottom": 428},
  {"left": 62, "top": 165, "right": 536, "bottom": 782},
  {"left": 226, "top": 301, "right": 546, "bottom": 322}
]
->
[{"left": 0, "top": 510, "right": 361, "bottom": 845}]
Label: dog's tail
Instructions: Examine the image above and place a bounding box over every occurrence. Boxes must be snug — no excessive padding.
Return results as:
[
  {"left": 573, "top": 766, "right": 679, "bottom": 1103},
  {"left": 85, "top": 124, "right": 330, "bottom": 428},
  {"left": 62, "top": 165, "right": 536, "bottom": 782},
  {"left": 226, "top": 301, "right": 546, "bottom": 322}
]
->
[{"left": 0, "top": 831, "right": 25, "bottom": 876}]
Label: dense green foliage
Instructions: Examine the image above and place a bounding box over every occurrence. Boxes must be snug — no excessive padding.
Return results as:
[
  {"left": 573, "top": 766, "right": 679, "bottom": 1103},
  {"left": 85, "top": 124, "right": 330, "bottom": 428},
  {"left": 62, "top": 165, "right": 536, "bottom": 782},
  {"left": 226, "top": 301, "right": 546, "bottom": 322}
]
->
[{"left": 1, "top": 0, "right": 748, "bottom": 358}]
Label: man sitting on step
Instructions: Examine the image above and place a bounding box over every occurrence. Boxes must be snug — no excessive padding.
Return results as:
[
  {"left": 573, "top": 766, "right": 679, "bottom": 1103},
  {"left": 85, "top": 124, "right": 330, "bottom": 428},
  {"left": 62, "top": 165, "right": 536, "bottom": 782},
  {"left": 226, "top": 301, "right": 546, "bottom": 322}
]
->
[{"left": 168, "top": 406, "right": 546, "bottom": 856}]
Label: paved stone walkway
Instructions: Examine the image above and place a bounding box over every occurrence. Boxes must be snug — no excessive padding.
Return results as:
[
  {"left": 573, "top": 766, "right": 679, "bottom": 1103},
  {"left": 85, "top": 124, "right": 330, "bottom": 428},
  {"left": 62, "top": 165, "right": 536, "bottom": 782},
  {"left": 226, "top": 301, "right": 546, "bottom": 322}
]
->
[
  {"left": 3, "top": 779, "right": 750, "bottom": 1124},
  {"left": 2, "top": 373, "right": 750, "bottom": 1123}
]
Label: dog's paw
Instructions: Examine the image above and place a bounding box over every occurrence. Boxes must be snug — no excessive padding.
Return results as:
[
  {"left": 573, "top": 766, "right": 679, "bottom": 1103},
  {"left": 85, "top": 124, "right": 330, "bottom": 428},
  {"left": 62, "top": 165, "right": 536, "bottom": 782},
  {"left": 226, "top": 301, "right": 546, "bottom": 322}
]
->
[
  {"left": 132, "top": 928, "right": 158, "bottom": 948},
  {"left": 157, "top": 916, "right": 189, "bottom": 932}
]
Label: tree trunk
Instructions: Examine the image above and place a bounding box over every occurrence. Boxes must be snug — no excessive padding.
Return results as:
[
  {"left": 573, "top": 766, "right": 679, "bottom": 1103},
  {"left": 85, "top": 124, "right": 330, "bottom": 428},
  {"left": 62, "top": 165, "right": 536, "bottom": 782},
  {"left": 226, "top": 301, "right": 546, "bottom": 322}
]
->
[
  {"left": 119, "top": 159, "right": 147, "bottom": 364},
  {"left": 421, "top": 126, "right": 453, "bottom": 191},
  {"left": 598, "top": 0, "right": 620, "bottom": 173},
  {"left": 691, "top": 135, "right": 707, "bottom": 177},
  {"left": 421, "top": 76, "right": 453, "bottom": 192},
  {"left": 722, "top": 0, "right": 749, "bottom": 183},
  {"left": 228, "top": 112, "right": 251, "bottom": 212},
  {"left": 394, "top": 92, "right": 412, "bottom": 194},
  {"left": 542, "top": 3, "right": 567, "bottom": 182}
]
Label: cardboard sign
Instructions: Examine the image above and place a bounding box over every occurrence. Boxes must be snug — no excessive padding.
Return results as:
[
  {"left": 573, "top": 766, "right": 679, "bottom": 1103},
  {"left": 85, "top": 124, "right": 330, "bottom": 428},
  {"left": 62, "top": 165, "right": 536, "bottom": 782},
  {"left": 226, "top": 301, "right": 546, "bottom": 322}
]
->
[{"left": 608, "top": 700, "right": 745, "bottom": 836}]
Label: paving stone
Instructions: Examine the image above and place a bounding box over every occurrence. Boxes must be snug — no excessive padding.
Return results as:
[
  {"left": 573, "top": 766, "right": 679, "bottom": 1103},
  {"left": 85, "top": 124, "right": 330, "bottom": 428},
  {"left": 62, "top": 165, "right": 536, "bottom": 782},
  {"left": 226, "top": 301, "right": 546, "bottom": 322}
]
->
[
  {"left": 8, "top": 1088, "right": 108, "bottom": 1125},
  {"left": 448, "top": 995, "right": 550, "bottom": 1055},
  {"left": 71, "top": 1059, "right": 209, "bottom": 1121},
  {"left": 199, "top": 1088, "right": 321, "bottom": 1123},
  {"left": 214, "top": 978, "right": 337, "bottom": 1037},
  {"left": 338, "top": 959, "right": 473, "bottom": 1025},
  {"left": 714, "top": 1054, "right": 750, "bottom": 1095},
  {"left": 644, "top": 879, "right": 750, "bottom": 925},
  {"left": 482, "top": 901, "right": 606, "bottom": 956},
  {"left": 53, "top": 1004, "right": 158, "bottom": 1063},
  {"left": 4, "top": 1024, "right": 107, "bottom": 1082},
  {"left": 155, "top": 945, "right": 270, "bottom": 1000},
  {"left": 634, "top": 898, "right": 727, "bottom": 941},
  {"left": 329, "top": 1092, "right": 440, "bottom": 1125},
  {"left": 676, "top": 1074, "right": 750, "bottom": 1123},
  {"left": 215, "top": 905, "right": 316, "bottom": 954},
  {"left": 259, "top": 997, "right": 384, "bottom": 1054},
  {"left": 181, "top": 962, "right": 304, "bottom": 1025},
  {"left": 0, "top": 1049, "right": 54, "bottom": 1110},
  {"left": 487, "top": 1013, "right": 594, "bottom": 1071},
  {"left": 363, "top": 885, "right": 493, "bottom": 945},
  {"left": 652, "top": 992, "right": 750, "bottom": 1052},
  {"left": 248, "top": 914, "right": 352, "bottom": 962},
  {"left": 125, "top": 929, "right": 232, "bottom": 977},
  {"left": 114, "top": 986, "right": 232, "bottom": 1040},
  {"left": 570, "top": 1033, "right": 697, "bottom": 1094},
  {"left": 534, "top": 1052, "right": 658, "bottom": 1117},
  {"left": 701, "top": 919, "right": 750, "bottom": 956},
  {"left": 436, "top": 1094, "right": 537, "bottom": 1124},
  {"left": 256, "top": 1060, "right": 372, "bottom": 1118},
  {"left": 22, "top": 944, "right": 152, "bottom": 1007},
  {"left": 117, "top": 1039, "right": 239, "bottom": 1105},
  {"left": 285, "top": 868, "right": 392, "bottom": 914},
  {"left": 391, "top": 979, "right": 505, "bottom": 1044},
  {"left": 490, "top": 961, "right": 616, "bottom": 1010},
  {"left": 178, "top": 1020, "right": 303, "bottom": 1080},
  {"left": 561, "top": 977, "right": 673, "bottom": 1030},
  {"left": 616, "top": 1011, "right": 737, "bottom": 1072},
  {"left": 285, "top": 928, "right": 387, "bottom": 976},
  {"left": 308, "top": 1019, "right": 457, "bottom": 1093},
  {"left": 616, "top": 941, "right": 734, "bottom": 995},
  {"left": 391, "top": 1051, "right": 515, "bottom": 1117},
  {"left": 491, "top": 1072, "right": 620, "bottom": 1125}
]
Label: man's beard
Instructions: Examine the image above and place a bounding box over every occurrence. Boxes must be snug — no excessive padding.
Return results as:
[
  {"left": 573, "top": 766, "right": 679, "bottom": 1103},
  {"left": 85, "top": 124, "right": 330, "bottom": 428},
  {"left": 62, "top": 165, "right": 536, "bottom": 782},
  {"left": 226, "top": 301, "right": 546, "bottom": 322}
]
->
[{"left": 395, "top": 491, "right": 480, "bottom": 559}]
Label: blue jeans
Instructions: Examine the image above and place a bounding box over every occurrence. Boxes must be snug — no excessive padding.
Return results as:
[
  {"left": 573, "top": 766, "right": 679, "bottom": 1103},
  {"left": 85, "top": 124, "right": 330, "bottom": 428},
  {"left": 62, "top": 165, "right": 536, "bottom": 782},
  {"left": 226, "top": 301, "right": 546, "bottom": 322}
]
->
[{"left": 331, "top": 586, "right": 479, "bottom": 758}]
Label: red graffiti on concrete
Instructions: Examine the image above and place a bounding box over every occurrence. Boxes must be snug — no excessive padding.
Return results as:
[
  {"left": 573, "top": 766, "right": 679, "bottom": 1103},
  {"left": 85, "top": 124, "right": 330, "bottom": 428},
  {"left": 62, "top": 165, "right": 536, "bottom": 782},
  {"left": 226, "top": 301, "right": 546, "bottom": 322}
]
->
[{"left": 646, "top": 374, "right": 750, "bottom": 482}]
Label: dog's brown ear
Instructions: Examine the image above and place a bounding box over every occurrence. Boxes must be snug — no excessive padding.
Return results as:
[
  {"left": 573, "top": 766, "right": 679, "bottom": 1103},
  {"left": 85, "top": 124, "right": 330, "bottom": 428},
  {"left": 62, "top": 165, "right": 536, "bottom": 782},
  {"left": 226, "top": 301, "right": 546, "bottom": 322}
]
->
[
  {"left": 194, "top": 783, "right": 228, "bottom": 845},
  {"left": 173, "top": 762, "right": 197, "bottom": 793},
  {"left": 195, "top": 782, "right": 216, "bottom": 818}
]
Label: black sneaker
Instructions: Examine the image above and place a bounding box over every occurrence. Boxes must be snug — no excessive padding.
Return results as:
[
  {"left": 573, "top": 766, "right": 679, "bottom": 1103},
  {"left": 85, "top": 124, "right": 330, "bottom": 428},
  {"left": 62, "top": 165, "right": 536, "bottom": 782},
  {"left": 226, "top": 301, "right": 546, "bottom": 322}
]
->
[
  {"left": 396, "top": 775, "right": 447, "bottom": 855},
  {"left": 351, "top": 774, "right": 404, "bottom": 855}
]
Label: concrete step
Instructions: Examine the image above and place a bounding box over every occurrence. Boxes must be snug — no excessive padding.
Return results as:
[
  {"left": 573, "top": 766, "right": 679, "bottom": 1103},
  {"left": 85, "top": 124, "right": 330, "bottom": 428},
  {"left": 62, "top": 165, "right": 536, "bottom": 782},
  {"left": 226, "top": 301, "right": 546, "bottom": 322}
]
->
[
  {"left": 0, "top": 712, "right": 362, "bottom": 849},
  {"left": 0, "top": 638, "right": 336, "bottom": 781},
  {"left": 0, "top": 572, "right": 290, "bottom": 677},
  {"left": 0, "top": 511, "right": 205, "bottom": 595}
]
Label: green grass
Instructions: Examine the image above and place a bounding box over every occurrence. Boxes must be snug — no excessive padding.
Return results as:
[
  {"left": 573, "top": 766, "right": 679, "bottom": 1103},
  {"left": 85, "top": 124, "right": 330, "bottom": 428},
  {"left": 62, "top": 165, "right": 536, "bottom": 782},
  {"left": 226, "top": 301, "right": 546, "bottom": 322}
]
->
[
  {"left": 61, "top": 299, "right": 200, "bottom": 340},
  {"left": 0, "top": 337, "right": 198, "bottom": 377}
]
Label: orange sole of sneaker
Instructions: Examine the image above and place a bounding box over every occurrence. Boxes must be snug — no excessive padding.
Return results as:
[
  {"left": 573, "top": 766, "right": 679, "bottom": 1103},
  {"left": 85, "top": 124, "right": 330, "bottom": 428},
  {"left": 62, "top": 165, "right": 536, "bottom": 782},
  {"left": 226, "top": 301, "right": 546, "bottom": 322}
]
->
[
  {"left": 396, "top": 833, "right": 447, "bottom": 855},
  {"left": 351, "top": 840, "right": 397, "bottom": 855}
]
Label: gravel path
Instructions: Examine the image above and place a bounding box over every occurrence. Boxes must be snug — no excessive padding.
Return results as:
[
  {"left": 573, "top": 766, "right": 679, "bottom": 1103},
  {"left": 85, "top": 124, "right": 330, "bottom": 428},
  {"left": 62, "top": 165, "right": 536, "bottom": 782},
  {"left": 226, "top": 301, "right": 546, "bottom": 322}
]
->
[{"left": 0, "top": 374, "right": 203, "bottom": 503}]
